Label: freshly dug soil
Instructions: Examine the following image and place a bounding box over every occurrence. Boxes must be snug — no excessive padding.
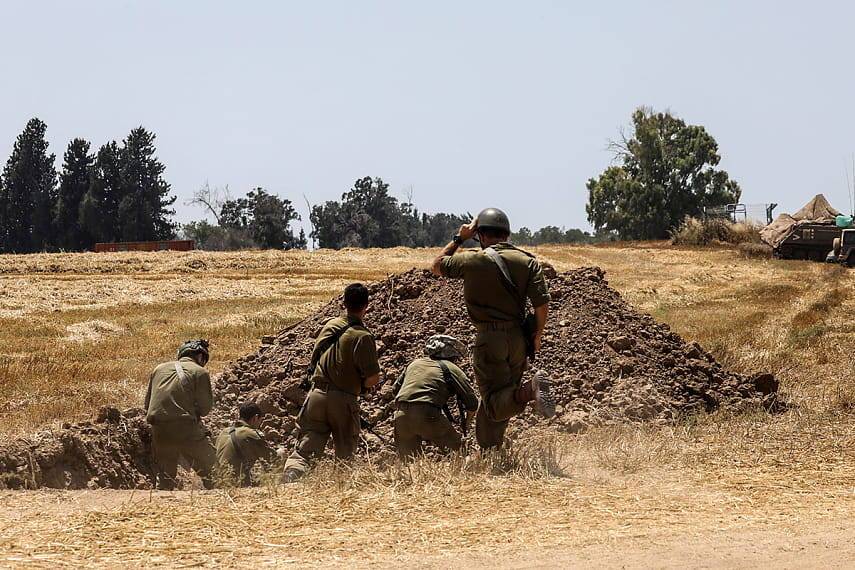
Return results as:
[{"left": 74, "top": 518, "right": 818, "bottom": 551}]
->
[
  {"left": 0, "top": 407, "right": 154, "bottom": 490},
  {"left": 0, "top": 266, "right": 778, "bottom": 489}
]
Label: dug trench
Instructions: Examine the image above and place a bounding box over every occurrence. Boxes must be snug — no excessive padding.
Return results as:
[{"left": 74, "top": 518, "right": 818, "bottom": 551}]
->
[{"left": 0, "top": 266, "right": 780, "bottom": 489}]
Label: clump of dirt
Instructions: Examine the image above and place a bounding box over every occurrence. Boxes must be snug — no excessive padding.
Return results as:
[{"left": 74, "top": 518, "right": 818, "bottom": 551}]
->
[
  {"left": 0, "top": 407, "right": 154, "bottom": 490},
  {"left": 0, "top": 266, "right": 779, "bottom": 489}
]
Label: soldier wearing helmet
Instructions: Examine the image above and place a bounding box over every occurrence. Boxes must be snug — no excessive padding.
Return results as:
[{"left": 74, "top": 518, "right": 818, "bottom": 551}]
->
[
  {"left": 144, "top": 339, "right": 217, "bottom": 489},
  {"left": 431, "top": 208, "right": 554, "bottom": 450},
  {"left": 390, "top": 335, "right": 479, "bottom": 459}
]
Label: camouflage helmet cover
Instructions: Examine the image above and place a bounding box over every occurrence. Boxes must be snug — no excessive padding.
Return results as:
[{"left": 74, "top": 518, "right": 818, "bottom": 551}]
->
[
  {"left": 424, "top": 335, "right": 467, "bottom": 360},
  {"left": 177, "top": 339, "right": 210, "bottom": 361},
  {"left": 476, "top": 207, "right": 511, "bottom": 233}
]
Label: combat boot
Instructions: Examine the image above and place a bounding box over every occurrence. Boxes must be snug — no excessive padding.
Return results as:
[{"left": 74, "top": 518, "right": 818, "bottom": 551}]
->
[
  {"left": 282, "top": 468, "right": 302, "bottom": 484},
  {"left": 515, "top": 370, "right": 556, "bottom": 418},
  {"left": 531, "top": 370, "right": 556, "bottom": 418}
]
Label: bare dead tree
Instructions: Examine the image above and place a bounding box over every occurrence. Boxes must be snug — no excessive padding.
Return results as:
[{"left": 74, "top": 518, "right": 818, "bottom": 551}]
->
[
  {"left": 302, "top": 193, "right": 316, "bottom": 249},
  {"left": 187, "top": 181, "right": 231, "bottom": 224}
]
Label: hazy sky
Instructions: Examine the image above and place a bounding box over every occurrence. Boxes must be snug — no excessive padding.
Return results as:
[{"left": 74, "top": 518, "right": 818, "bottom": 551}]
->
[{"left": 2, "top": 1, "right": 854, "bottom": 235}]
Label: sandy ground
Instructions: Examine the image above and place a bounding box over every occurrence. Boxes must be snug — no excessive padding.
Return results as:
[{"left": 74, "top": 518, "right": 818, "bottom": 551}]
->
[{"left": 392, "top": 523, "right": 855, "bottom": 569}]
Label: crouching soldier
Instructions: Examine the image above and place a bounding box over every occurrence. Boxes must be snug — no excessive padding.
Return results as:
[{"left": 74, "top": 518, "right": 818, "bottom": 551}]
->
[
  {"left": 392, "top": 335, "right": 479, "bottom": 459},
  {"left": 215, "top": 402, "right": 273, "bottom": 486},
  {"left": 144, "top": 339, "right": 216, "bottom": 490},
  {"left": 282, "top": 283, "right": 381, "bottom": 482}
]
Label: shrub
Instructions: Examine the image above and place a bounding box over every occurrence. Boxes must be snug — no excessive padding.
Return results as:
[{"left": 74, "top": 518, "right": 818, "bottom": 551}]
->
[
  {"left": 738, "top": 242, "right": 773, "bottom": 259},
  {"left": 670, "top": 217, "right": 762, "bottom": 246}
]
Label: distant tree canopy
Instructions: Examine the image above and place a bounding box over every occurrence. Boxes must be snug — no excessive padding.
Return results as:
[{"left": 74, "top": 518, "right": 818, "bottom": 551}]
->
[
  {"left": 510, "top": 225, "right": 611, "bottom": 246},
  {"left": 0, "top": 118, "right": 177, "bottom": 253},
  {"left": 586, "top": 108, "right": 741, "bottom": 240},
  {"left": 183, "top": 186, "right": 306, "bottom": 250},
  {"left": 310, "top": 176, "right": 469, "bottom": 249}
]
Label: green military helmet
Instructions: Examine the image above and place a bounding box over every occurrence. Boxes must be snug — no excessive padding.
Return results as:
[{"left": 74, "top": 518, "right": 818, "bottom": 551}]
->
[
  {"left": 476, "top": 207, "right": 511, "bottom": 233},
  {"left": 177, "top": 339, "right": 210, "bottom": 362},
  {"left": 424, "top": 335, "right": 467, "bottom": 360}
]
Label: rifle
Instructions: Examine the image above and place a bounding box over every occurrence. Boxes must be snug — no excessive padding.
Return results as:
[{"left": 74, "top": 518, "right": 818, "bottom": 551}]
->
[
  {"left": 359, "top": 417, "right": 389, "bottom": 445},
  {"left": 437, "top": 360, "right": 468, "bottom": 437}
]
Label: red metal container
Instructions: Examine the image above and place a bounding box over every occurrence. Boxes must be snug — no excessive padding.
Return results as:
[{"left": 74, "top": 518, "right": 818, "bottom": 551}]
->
[{"left": 94, "top": 240, "right": 195, "bottom": 253}]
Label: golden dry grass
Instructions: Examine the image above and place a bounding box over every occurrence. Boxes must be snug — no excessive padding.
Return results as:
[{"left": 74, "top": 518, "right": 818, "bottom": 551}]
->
[{"left": 0, "top": 243, "right": 854, "bottom": 567}]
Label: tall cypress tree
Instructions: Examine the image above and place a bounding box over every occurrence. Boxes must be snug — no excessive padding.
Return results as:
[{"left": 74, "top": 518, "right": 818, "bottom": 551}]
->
[
  {"left": 55, "top": 138, "right": 94, "bottom": 250},
  {"left": 0, "top": 171, "right": 6, "bottom": 252},
  {"left": 79, "top": 141, "right": 122, "bottom": 247},
  {"left": 1, "top": 118, "right": 57, "bottom": 252},
  {"left": 117, "top": 127, "right": 176, "bottom": 241}
]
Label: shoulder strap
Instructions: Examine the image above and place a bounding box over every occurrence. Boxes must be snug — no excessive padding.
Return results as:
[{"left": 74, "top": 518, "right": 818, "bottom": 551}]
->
[
  {"left": 308, "top": 321, "right": 356, "bottom": 373},
  {"left": 484, "top": 247, "right": 527, "bottom": 316},
  {"left": 436, "top": 360, "right": 453, "bottom": 385},
  {"left": 174, "top": 362, "right": 189, "bottom": 383},
  {"left": 484, "top": 247, "right": 517, "bottom": 291},
  {"left": 228, "top": 426, "right": 247, "bottom": 464}
]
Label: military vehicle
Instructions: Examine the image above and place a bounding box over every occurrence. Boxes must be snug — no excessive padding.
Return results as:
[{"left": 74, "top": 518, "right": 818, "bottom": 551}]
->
[
  {"left": 826, "top": 229, "right": 855, "bottom": 267},
  {"left": 774, "top": 223, "right": 845, "bottom": 261},
  {"left": 761, "top": 194, "right": 851, "bottom": 262}
]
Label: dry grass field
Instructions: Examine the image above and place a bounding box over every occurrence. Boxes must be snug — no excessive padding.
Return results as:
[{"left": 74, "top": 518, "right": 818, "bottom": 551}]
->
[{"left": 1, "top": 244, "right": 854, "bottom": 568}]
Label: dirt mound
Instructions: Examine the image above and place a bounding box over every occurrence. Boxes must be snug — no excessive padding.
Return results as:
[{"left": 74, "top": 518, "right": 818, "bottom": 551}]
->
[
  {"left": 0, "top": 266, "right": 778, "bottom": 489},
  {"left": 0, "top": 407, "right": 154, "bottom": 489},
  {"left": 210, "top": 267, "right": 777, "bottom": 445}
]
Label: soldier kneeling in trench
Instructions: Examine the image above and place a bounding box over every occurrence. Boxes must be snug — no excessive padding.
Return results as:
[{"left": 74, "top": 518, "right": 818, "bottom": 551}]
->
[
  {"left": 391, "top": 335, "right": 479, "bottom": 459},
  {"left": 144, "top": 339, "right": 216, "bottom": 490},
  {"left": 215, "top": 402, "right": 274, "bottom": 486}
]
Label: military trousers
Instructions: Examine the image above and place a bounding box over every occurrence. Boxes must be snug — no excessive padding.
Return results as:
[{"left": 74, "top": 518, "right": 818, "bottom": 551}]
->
[
  {"left": 284, "top": 385, "right": 360, "bottom": 476},
  {"left": 150, "top": 421, "right": 216, "bottom": 490},
  {"left": 472, "top": 323, "right": 528, "bottom": 449},
  {"left": 393, "top": 401, "right": 461, "bottom": 459}
]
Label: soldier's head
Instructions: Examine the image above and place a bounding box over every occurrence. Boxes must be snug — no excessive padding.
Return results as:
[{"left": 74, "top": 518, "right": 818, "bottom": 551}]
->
[
  {"left": 343, "top": 283, "right": 370, "bottom": 318},
  {"left": 239, "top": 402, "right": 264, "bottom": 428},
  {"left": 176, "top": 339, "right": 210, "bottom": 367},
  {"left": 424, "top": 335, "right": 467, "bottom": 362},
  {"left": 476, "top": 207, "right": 511, "bottom": 247}
]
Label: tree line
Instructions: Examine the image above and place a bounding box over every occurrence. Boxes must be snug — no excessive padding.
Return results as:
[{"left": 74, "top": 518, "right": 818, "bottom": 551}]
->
[
  {"left": 0, "top": 118, "right": 176, "bottom": 253},
  {"left": 1, "top": 107, "right": 740, "bottom": 253}
]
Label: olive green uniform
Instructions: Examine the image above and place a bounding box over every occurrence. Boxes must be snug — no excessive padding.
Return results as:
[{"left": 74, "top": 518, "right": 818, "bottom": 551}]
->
[
  {"left": 215, "top": 420, "right": 273, "bottom": 486},
  {"left": 144, "top": 357, "right": 216, "bottom": 488},
  {"left": 440, "top": 243, "right": 550, "bottom": 448},
  {"left": 392, "top": 357, "right": 479, "bottom": 458},
  {"left": 284, "top": 315, "right": 380, "bottom": 475}
]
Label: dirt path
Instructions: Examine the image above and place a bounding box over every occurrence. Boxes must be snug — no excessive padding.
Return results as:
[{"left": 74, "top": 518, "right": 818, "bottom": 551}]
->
[{"left": 384, "top": 521, "right": 855, "bottom": 569}]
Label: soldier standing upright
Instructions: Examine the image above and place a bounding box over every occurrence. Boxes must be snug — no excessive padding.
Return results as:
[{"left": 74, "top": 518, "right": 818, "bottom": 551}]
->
[
  {"left": 431, "top": 208, "right": 554, "bottom": 449},
  {"left": 282, "top": 283, "right": 381, "bottom": 482},
  {"left": 144, "top": 339, "right": 217, "bottom": 489}
]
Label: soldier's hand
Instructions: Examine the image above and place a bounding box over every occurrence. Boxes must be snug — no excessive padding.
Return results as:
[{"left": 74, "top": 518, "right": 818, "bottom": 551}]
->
[{"left": 458, "top": 218, "right": 478, "bottom": 241}]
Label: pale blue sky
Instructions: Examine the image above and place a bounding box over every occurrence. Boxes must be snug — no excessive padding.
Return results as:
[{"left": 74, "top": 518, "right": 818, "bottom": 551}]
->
[{"left": 1, "top": 1, "right": 854, "bottom": 234}]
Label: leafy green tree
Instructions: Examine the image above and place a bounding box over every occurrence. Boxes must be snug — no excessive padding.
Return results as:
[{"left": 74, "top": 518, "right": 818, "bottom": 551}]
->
[
  {"left": 310, "top": 176, "right": 473, "bottom": 249},
  {"left": 117, "top": 127, "right": 176, "bottom": 241},
  {"left": 0, "top": 118, "right": 57, "bottom": 252},
  {"left": 311, "top": 177, "right": 406, "bottom": 248},
  {"left": 55, "top": 138, "right": 95, "bottom": 250},
  {"left": 219, "top": 188, "right": 305, "bottom": 249},
  {"left": 586, "top": 108, "right": 741, "bottom": 240}
]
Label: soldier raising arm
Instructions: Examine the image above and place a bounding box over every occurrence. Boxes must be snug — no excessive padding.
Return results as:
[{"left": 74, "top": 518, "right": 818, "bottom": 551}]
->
[{"left": 431, "top": 208, "right": 554, "bottom": 450}]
